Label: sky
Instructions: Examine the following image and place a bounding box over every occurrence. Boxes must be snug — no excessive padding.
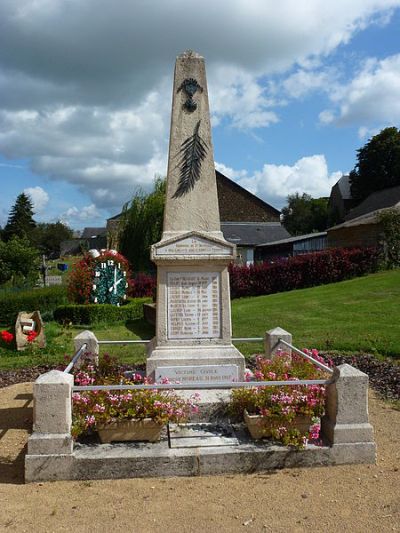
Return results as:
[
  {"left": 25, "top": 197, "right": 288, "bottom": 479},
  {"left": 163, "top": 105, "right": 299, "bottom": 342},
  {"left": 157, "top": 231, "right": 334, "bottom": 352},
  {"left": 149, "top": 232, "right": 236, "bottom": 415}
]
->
[{"left": 1, "top": 0, "right": 400, "bottom": 230}]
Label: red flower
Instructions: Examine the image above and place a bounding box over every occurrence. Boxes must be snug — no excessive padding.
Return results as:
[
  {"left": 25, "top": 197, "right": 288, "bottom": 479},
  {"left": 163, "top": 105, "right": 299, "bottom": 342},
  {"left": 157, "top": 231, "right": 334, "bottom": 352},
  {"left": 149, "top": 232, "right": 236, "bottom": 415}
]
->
[
  {"left": 1, "top": 330, "right": 14, "bottom": 344},
  {"left": 27, "top": 331, "right": 38, "bottom": 343}
]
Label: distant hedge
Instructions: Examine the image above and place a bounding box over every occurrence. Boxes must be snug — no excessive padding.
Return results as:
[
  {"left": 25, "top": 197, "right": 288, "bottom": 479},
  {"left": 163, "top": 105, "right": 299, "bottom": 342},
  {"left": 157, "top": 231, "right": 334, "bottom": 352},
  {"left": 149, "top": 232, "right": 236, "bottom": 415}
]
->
[
  {"left": 54, "top": 297, "right": 151, "bottom": 325},
  {"left": 229, "top": 247, "right": 381, "bottom": 299},
  {"left": 0, "top": 285, "right": 68, "bottom": 326}
]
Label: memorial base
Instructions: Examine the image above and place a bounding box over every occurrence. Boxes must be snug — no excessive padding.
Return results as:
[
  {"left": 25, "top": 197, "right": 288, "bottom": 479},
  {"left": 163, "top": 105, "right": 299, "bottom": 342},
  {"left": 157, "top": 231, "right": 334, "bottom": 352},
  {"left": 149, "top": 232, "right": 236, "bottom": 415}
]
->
[{"left": 146, "top": 340, "right": 245, "bottom": 382}]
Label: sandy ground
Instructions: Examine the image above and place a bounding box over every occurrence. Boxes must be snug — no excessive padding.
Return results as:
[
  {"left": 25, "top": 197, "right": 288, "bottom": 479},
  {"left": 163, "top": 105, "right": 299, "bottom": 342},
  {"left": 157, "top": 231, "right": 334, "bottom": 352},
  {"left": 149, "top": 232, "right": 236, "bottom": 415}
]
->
[{"left": 0, "top": 383, "right": 399, "bottom": 533}]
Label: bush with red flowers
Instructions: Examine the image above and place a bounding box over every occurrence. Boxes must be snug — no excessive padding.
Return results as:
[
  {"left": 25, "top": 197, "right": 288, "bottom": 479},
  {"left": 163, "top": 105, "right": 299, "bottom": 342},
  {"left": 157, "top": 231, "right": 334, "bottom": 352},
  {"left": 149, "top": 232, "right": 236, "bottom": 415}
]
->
[
  {"left": 128, "top": 272, "right": 156, "bottom": 299},
  {"left": 229, "top": 247, "right": 381, "bottom": 299},
  {"left": 68, "top": 251, "right": 130, "bottom": 304}
]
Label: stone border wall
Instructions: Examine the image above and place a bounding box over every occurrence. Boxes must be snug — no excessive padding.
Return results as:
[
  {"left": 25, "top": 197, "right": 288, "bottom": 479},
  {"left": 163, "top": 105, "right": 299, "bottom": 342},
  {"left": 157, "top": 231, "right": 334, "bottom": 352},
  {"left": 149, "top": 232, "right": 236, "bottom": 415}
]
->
[{"left": 25, "top": 331, "right": 376, "bottom": 482}]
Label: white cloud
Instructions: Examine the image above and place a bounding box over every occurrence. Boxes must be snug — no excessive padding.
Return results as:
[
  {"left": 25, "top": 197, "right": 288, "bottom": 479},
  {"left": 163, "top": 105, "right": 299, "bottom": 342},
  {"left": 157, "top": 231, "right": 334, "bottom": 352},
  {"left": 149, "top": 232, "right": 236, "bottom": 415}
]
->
[
  {"left": 282, "top": 68, "right": 338, "bottom": 99},
  {"left": 0, "top": 0, "right": 399, "bottom": 211},
  {"left": 62, "top": 204, "right": 101, "bottom": 224},
  {"left": 320, "top": 53, "right": 400, "bottom": 127},
  {"left": 23, "top": 185, "right": 49, "bottom": 213},
  {"left": 225, "top": 155, "right": 342, "bottom": 209},
  {"left": 209, "top": 66, "right": 280, "bottom": 129}
]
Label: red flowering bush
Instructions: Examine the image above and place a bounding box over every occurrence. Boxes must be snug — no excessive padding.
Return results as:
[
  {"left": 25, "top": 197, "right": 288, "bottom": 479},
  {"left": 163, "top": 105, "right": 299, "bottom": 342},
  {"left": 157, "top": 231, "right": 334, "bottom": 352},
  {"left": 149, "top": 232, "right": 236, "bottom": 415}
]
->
[
  {"left": 230, "top": 350, "right": 331, "bottom": 448},
  {"left": 68, "top": 251, "right": 130, "bottom": 304},
  {"left": 128, "top": 272, "right": 156, "bottom": 298},
  {"left": 1, "top": 330, "right": 14, "bottom": 346},
  {"left": 229, "top": 247, "right": 380, "bottom": 298}
]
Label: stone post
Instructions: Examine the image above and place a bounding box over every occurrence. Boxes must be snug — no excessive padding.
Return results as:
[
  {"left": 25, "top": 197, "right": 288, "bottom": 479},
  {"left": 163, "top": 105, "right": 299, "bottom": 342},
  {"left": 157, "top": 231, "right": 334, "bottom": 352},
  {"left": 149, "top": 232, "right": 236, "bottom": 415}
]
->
[
  {"left": 264, "top": 327, "right": 292, "bottom": 357},
  {"left": 322, "top": 364, "right": 376, "bottom": 464},
  {"left": 27, "top": 370, "right": 74, "bottom": 456},
  {"left": 74, "top": 330, "right": 99, "bottom": 367}
]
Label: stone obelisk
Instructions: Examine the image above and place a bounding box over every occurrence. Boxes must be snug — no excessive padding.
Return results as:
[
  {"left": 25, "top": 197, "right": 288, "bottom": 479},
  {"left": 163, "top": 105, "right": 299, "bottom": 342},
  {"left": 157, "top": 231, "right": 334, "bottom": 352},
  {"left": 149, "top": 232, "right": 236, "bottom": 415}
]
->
[{"left": 146, "top": 51, "right": 245, "bottom": 382}]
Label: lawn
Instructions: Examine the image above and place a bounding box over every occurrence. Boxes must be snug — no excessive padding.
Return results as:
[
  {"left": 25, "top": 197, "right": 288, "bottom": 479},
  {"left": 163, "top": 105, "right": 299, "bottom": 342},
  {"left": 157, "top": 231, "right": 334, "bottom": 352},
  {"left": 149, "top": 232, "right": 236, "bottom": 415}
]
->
[
  {"left": 232, "top": 269, "right": 400, "bottom": 359},
  {"left": 0, "top": 269, "right": 399, "bottom": 370}
]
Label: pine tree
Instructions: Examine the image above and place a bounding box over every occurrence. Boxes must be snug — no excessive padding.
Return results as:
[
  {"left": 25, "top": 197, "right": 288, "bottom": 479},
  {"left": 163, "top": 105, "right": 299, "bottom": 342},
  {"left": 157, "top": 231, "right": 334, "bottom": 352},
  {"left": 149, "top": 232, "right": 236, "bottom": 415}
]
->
[{"left": 3, "top": 193, "right": 36, "bottom": 242}]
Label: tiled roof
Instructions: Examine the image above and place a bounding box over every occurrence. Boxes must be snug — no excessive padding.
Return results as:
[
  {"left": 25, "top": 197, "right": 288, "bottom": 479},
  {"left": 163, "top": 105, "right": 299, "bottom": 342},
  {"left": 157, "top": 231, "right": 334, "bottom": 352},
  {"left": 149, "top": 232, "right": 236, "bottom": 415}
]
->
[
  {"left": 345, "top": 185, "right": 400, "bottom": 220},
  {"left": 221, "top": 222, "right": 290, "bottom": 246},
  {"left": 337, "top": 175, "right": 352, "bottom": 199},
  {"left": 256, "top": 231, "right": 327, "bottom": 248},
  {"left": 81, "top": 227, "right": 107, "bottom": 238}
]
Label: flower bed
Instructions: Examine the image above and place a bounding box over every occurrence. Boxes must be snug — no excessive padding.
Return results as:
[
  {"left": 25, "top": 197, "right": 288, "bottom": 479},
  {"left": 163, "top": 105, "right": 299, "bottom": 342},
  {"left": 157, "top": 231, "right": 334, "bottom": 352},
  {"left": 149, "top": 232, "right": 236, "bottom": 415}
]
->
[
  {"left": 230, "top": 350, "right": 331, "bottom": 448},
  {"left": 71, "top": 355, "right": 198, "bottom": 442}
]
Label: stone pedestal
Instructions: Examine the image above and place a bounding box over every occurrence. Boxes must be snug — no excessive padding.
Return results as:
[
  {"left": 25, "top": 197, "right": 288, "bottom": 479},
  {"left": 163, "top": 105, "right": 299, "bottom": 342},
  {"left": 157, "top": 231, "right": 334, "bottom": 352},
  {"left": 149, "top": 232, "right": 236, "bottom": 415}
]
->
[
  {"left": 321, "top": 364, "right": 376, "bottom": 464},
  {"left": 74, "top": 330, "right": 99, "bottom": 367},
  {"left": 147, "top": 232, "right": 244, "bottom": 381},
  {"left": 264, "top": 327, "right": 292, "bottom": 357}
]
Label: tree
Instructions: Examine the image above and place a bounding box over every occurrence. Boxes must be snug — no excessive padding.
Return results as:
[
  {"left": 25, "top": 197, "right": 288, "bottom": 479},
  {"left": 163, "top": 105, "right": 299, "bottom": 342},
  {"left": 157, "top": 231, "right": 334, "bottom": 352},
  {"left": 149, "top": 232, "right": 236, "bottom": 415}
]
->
[
  {"left": 32, "top": 221, "right": 73, "bottom": 257},
  {"left": 118, "top": 177, "right": 166, "bottom": 271},
  {"left": 3, "top": 193, "right": 36, "bottom": 242},
  {"left": 0, "top": 236, "right": 40, "bottom": 287},
  {"left": 281, "top": 193, "right": 329, "bottom": 236},
  {"left": 350, "top": 127, "right": 400, "bottom": 201}
]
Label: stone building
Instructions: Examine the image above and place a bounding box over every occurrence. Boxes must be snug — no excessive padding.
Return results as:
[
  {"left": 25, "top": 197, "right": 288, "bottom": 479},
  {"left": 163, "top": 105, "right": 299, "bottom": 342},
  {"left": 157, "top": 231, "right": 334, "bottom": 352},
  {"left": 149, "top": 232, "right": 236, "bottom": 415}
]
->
[
  {"left": 327, "top": 185, "right": 400, "bottom": 248},
  {"left": 328, "top": 175, "right": 358, "bottom": 225},
  {"left": 107, "top": 170, "right": 290, "bottom": 265}
]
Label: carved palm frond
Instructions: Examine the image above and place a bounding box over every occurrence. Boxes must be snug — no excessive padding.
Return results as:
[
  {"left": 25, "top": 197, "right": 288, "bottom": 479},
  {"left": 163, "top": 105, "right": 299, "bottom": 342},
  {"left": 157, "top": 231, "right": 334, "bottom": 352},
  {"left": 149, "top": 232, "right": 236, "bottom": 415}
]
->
[{"left": 173, "top": 120, "right": 208, "bottom": 198}]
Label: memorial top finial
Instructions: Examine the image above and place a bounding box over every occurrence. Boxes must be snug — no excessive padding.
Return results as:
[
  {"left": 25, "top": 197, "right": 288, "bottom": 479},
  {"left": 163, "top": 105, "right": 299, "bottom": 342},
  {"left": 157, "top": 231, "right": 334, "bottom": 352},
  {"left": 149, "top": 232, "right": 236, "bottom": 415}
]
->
[{"left": 179, "top": 50, "right": 203, "bottom": 59}]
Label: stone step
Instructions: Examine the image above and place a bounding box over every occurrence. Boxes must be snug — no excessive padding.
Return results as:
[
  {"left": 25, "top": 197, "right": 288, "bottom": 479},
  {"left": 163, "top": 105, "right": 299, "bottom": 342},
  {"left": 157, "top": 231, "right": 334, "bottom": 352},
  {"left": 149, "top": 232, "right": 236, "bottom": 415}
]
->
[{"left": 168, "top": 422, "right": 239, "bottom": 448}]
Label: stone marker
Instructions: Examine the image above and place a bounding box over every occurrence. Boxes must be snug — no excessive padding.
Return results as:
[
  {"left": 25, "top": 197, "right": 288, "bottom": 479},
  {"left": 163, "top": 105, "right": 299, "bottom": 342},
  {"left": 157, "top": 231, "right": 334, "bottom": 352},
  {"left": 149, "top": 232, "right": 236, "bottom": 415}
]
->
[{"left": 146, "top": 51, "right": 245, "bottom": 380}]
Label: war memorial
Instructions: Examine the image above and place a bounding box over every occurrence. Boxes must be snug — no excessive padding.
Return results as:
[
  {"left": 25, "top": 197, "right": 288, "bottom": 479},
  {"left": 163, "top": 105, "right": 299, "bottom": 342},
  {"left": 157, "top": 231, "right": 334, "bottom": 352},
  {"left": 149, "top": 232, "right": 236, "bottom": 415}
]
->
[{"left": 25, "top": 52, "right": 376, "bottom": 482}]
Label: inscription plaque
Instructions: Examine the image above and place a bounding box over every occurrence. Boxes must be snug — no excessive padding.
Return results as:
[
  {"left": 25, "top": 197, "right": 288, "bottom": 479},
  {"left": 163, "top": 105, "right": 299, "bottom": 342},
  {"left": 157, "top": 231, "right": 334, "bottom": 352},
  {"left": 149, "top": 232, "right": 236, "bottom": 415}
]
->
[
  {"left": 157, "top": 236, "right": 231, "bottom": 256},
  {"left": 167, "top": 272, "right": 221, "bottom": 339},
  {"left": 156, "top": 365, "right": 238, "bottom": 384}
]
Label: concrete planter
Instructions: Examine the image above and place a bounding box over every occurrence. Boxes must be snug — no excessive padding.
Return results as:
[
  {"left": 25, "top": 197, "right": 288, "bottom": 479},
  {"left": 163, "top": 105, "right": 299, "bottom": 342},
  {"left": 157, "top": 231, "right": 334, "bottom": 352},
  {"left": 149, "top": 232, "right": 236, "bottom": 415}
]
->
[
  {"left": 244, "top": 410, "right": 313, "bottom": 440},
  {"left": 97, "top": 418, "right": 163, "bottom": 443}
]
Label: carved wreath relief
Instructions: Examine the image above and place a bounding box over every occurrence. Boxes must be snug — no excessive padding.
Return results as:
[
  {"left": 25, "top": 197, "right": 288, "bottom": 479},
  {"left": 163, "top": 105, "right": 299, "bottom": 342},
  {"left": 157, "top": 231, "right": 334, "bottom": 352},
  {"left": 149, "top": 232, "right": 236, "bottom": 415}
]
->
[
  {"left": 173, "top": 120, "right": 208, "bottom": 198},
  {"left": 178, "top": 78, "right": 203, "bottom": 112}
]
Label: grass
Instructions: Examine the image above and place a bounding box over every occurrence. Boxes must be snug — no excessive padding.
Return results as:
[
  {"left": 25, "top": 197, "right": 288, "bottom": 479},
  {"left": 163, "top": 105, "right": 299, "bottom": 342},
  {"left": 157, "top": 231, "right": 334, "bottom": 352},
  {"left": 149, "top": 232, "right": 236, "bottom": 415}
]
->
[
  {"left": 232, "top": 269, "right": 400, "bottom": 359},
  {"left": 0, "top": 269, "right": 399, "bottom": 370}
]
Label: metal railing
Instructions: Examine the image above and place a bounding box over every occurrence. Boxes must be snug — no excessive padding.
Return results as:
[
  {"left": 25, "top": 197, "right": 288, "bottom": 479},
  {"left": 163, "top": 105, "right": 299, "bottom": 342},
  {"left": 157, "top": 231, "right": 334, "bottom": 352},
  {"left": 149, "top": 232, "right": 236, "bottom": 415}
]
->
[
  {"left": 67, "top": 336, "right": 334, "bottom": 389},
  {"left": 73, "top": 378, "right": 330, "bottom": 392},
  {"left": 96, "top": 337, "right": 263, "bottom": 345},
  {"left": 278, "top": 339, "right": 334, "bottom": 374},
  {"left": 64, "top": 343, "right": 87, "bottom": 374},
  {"left": 97, "top": 339, "right": 150, "bottom": 345}
]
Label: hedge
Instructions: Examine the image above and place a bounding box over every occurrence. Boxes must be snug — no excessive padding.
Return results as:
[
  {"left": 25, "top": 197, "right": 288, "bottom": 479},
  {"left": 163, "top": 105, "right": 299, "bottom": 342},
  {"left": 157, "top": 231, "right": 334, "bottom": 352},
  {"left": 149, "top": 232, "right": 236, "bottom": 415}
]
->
[
  {"left": 54, "top": 297, "right": 151, "bottom": 325},
  {"left": 128, "top": 272, "right": 156, "bottom": 298},
  {"left": 0, "top": 285, "right": 68, "bottom": 326},
  {"left": 229, "top": 247, "right": 381, "bottom": 299}
]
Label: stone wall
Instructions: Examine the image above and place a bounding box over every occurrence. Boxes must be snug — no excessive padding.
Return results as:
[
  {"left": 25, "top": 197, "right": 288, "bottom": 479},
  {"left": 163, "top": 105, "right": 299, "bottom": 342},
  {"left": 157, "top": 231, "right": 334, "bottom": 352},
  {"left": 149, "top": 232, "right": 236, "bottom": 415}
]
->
[
  {"left": 327, "top": 222, "right": 383, "bottom": 249},
  {"left": 216, "top": 172, "right": 280, "bottom": 223}
]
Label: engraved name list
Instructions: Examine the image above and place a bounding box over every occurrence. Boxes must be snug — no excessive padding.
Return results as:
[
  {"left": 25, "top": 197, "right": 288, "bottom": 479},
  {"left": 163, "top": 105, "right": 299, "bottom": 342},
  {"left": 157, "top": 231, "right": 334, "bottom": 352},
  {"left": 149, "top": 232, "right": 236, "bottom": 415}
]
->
[{"left": 167, "top": 272, "right": 220, "bottom": 339}]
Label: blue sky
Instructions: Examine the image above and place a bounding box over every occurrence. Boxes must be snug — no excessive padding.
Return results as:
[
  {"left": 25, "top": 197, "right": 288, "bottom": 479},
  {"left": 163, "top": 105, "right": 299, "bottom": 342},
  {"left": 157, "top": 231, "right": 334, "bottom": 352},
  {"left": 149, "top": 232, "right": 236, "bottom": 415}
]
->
[{"left": 1, "top": 1, "right": 400, "bottom": 230}]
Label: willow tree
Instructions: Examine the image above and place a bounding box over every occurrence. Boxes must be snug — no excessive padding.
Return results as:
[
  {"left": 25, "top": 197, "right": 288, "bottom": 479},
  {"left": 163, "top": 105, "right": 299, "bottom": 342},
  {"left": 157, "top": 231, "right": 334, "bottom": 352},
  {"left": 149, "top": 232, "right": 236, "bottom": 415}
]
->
[{"left": 118, "top": 177, "right": 166, "bottom": 272}]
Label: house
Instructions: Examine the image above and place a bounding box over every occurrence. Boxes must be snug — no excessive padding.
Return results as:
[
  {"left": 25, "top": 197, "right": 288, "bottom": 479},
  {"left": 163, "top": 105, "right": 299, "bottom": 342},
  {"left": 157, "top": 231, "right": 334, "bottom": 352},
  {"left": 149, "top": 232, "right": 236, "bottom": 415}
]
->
[
  {"left": 327, "top": 185, "right": 400, "bottom": 248},
  {"left": 256, "top": 232, "right": 327, "bottom": 262},
  {"left": 60, "top": 227, "right": 107, "bottom": 256},
  {"left": 107, "top": 170, "right": 290, "bottom": 265},
  {"left": 328, "top": 175, "right": 358, "bottom": 225}
]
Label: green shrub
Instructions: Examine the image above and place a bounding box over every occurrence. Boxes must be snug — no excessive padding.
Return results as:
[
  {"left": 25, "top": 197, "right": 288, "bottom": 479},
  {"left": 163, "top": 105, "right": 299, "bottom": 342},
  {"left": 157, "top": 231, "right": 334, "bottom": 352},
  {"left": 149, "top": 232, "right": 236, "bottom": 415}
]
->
[
  {"left": 54, "top": 297, "right": 151, "bottom": 325},
  {"left": 0, "top": 285, "right": 68, "bottom": 326}
]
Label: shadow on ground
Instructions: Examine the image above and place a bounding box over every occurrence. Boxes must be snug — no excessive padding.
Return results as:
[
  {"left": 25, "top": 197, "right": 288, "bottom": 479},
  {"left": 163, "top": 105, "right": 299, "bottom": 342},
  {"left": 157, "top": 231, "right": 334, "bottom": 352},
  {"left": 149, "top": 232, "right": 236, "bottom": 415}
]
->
[
  {"left": 0, "top": 392, "right": 32, "bottom": 484},
  {"left": 125, "top": 319, "right": 154, "bottom": 339}
]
